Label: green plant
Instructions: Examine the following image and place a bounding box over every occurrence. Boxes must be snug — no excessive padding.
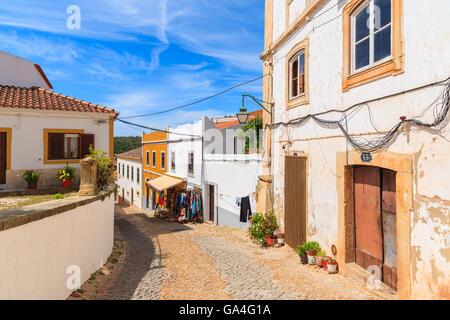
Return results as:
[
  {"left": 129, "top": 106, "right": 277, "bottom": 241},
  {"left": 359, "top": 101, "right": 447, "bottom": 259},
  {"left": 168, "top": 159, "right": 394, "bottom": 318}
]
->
[
  {"left": 87, "top": 146, "right": 114, "bottom": 190},
  {"left": 238, "top": 116, "right": 262, "bottom": 154},
  {"left": 249, "top": 211, "right": 279, "bottom": 246},
  {"left": 295, "top": 243, "right": 306, "bottom": 255},
  {"left": 23, "top": 170, "right": 41, "bottom": 183},
  {"left": 303, "top": 241, "right": 321, "bottom": 253},
  {"left": 316, "top": 250, "right": 327, "bottom": 257},
  {"left": 262, "top": 211, "right": 278, "bottom": 237},
  {"left": 54, "top": 193, "right": 64, "bottom": 200},
  {"left": 55, "top": 164, "right": 76, "bottom": 182}
]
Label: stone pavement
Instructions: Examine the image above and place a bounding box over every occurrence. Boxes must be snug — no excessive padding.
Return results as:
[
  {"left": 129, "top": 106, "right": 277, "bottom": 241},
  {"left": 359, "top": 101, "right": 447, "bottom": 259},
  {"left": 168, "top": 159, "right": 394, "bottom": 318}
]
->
[{"left": 76, "top": 204, "right": 396, "bottom": 300}]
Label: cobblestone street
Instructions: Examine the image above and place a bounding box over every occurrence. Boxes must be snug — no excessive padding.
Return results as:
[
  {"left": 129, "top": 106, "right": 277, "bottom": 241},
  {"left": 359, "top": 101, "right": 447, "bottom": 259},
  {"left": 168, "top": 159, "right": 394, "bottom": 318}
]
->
[{"left": 74, "top": 204, "right": 397, "bottom": 300}]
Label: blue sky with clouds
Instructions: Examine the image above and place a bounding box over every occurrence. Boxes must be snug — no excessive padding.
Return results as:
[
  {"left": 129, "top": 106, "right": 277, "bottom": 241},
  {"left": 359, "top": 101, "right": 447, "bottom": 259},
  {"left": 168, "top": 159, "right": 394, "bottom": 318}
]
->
[{"left": 0, "top": 0, "right": 265, "bottom": 136}]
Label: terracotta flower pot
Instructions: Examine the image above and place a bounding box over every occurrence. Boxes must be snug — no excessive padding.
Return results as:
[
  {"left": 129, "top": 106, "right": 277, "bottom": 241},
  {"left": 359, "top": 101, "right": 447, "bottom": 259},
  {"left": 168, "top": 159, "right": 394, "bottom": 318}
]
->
[
  {"left": 316, "top": 256, "right": 324, "bottom": 267},
  {"left": 327, "top": 261, "right": 338, "bottom": 274},
  {"left": 265, "top": 236, "right": 274, "bottom": 246},
  {"left": 62, "top": 179, "right": 72, "bottom": 188},
  {"left": 306, "top": 250, "right": 317, "bottom": 265},
  {"left": 322, "top": 256, "right": 332, "bottom": 269}
]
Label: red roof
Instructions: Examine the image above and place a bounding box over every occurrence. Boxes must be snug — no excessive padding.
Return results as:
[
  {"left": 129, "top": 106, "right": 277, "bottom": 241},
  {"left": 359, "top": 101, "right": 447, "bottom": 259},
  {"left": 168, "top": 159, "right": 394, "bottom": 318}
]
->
[
  {"left": 214, "top": 110, "right": 263, "bottom": 129},
  {"left": 0, "top": 85, "right": 117, "bottom": 115},
  {"left": 116, "top": 147, "right": 142, "bottom": 161}
]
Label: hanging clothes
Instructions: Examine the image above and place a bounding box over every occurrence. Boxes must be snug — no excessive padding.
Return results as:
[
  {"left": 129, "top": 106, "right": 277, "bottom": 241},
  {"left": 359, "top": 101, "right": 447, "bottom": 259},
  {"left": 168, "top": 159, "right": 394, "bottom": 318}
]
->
[{"left": 240, "top": 196, "right": 252, "bottom": 223}]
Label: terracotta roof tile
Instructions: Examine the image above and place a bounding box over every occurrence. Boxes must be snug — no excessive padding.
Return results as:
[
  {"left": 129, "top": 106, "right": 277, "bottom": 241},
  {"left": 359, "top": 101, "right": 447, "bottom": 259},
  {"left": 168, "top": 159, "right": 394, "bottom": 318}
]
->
[
  {"left": 0, "top": 85, "right": 117, "bottom": 115},
  {"left": 214, "top": 109, "right": 263, "bottom": 129},
  {"left": 116, "top": 147, "right": 142, "bottom": 161}
]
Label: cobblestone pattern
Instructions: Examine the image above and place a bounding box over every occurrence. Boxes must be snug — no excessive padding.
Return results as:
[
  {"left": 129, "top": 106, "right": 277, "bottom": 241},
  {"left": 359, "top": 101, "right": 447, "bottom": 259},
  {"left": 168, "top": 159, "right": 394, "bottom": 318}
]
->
[
  {"left": 194, "top": 236, "right": 300, "bottom": 300},
  {"left": 107, "top": 215, "right": 164, "bottom": 300}
]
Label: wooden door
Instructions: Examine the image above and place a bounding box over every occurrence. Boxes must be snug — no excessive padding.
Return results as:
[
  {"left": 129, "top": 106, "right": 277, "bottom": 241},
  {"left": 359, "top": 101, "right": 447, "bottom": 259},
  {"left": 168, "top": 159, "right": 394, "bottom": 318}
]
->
[
  {"left": 354, "top": 166, "right": 398, "bottom": 290},
  {"left": 284, "top": 156, "right": 307, "bottom": 248},
  {"left": 146, "top": 186, "right": 150, "bottom": 209},
  {"left": 131, "top": 188, "right": 134, "bottom": 206},
  {"left": 0, "top": 133, "right": 6, "bottom": 184},
  {"left": 209, "top": 185, "right": 215, "bottom": 222}
]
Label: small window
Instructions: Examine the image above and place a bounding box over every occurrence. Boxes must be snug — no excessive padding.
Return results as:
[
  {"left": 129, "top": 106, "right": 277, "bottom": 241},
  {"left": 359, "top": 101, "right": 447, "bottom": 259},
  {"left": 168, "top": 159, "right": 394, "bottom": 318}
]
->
[
  {"left": 352, "top": 0, "right": 392, "bottom": 73},
  {"left": 127, "top": 165, "right": 129, "bottom": 179},
  {"left": 118, "top": 162, "right": 121, "bottom": 175},
  {"left": 137, "top": 168, "right": 140, "bottom": 184},
  {"left": 289, "top": 51, "right": 305, "bottom": 100},
  {"left": 131, "top": 167, "right": 134, "bottom": 181},
  {"left": 47, "top": 132, "right": 94, "bottom": 161},
  {"left": 188, "top": 152, "right": 194, "bottom": 175},
  {"left": 146, "top": 151, "right": 150, "bottom": 166},
  {"left": 171, "top": 151, "right": 176, "bottom": 172},
  {"left": 122, "top": 164, "right": 124, "bottom": 176},
  {"left": 152, "top": 151, "right": 156, "bottom": 168},
  {"left": 161, "top": 152, "right": 166, "bottom": 170}
]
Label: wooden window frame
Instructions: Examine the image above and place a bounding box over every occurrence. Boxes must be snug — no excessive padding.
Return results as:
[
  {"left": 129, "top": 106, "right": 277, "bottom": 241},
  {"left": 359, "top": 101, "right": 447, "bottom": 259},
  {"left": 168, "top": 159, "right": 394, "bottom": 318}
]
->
[
  {"left": 286, "top": 38, "right": 310, "bottom": 110},
  {"left": 0, "top": 128, "right": 12, "bottom": 171},
  {"left": 43, "top": 129, "right": 84, "bottom": 165},
  {"left": 342, "top": 0, "right": 403, "bottom": 92}
]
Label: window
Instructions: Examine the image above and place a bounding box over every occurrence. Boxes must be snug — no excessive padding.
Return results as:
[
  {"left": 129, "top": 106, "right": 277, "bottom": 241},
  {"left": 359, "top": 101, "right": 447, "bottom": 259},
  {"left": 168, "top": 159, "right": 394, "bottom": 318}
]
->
[
  {"left": 188, "top": 152, "right": 194, "bottom": 175},
  {"left": 118, "top": 162, "right": 121, "bottom": 175},
  {"left": 45, "top": 130, "right": 94, "bottom": 163},
  {"left": 171, "top": 151, "right": 176, "bottom": 172},
  {"left": 146, "top": 151, "right": 150, "bottom": 166},
  {"left": 161, "top": 152, "right": 166, "bottom": 170},
  {"left": 131, "top": 167, "right": 134, "bottom": 181},
  {"left": 352, "top": 0, "right": 392, "bottom": 73},
  {"left": 152, "top": 151, "right": 156, "bottom": 168},
  {"left": 342, "top": 0, "right": 403, "bottom": 91},
  {"left": 137, "top": 168, "right": 140, "bottom": 184},
  {"left": 122, "top": 164, "right": 124, "bottom": 176},
  {"left": 285, "top": 38, "right": 309, "bottom": 109},
  {"left": 127, "top": 165, "right": 129, "bottom": 179}
]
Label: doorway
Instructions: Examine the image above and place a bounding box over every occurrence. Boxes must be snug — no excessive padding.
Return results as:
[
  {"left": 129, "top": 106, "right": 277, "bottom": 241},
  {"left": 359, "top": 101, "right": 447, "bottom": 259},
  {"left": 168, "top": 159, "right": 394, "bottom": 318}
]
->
[
  {"left": 208, "top": 184, "right": 215, "bottom": 222},
  {"left": 131, "top": 188, "right": 134, "bottom": 206},
  {"left": 284, "top": 156, "right": 307, "bottom": 248},
  {"left": 354, "top": 166, "right": 398, "bottom": 290},
  {"left": 146, "top": 186, "right": 150, "bottom": 209},
  {"left": 0, "top": 132, "right": 6, "bottom": 184}
]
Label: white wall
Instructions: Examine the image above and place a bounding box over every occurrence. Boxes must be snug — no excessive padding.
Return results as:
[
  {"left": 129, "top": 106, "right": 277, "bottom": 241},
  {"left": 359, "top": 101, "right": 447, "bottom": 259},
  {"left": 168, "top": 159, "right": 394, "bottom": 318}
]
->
[
  {"left": 167, "top": 120, "right": 203, "bottom": 189},
  {"left": 0, "top": 51, "right": 51, "bottom": 89},
  {"left": 270, "top": 0, "right": 450, "bottom": 298},
  {"left": 203, "top": 154, "right": 262, "bottom": 230},
  {"left": 0, "top": 195, "right": 114, "bottom": 300},
  {"left": 116, "top": 158, "right": 142, "bottom": 209},
  {"left": 0, "top": 109, "right": 112, "bottom": 171}
]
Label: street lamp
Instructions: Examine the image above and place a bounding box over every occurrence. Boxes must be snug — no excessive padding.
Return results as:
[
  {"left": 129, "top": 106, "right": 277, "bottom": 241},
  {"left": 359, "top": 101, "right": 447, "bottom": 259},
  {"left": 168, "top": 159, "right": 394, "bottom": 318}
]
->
[
  {"left": 237, "top": 106, "right": 249, "bottom": 125},
  {"left": 237, "top": 95, "right": 273, "bottom": 125}
]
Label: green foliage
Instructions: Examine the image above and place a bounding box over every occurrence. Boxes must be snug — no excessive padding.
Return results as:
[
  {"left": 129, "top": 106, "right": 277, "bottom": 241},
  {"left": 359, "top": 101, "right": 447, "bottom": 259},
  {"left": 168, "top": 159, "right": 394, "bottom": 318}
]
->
[
  {"left": 23, "top": 170, "right": 41, "bottom": 183},
  {"left": 55, "top": 164, "right": 76, "bottom": 182},
  {"left": 238, "top": 116, "right": 262, "bottom": 154},
  {"left": 316, "top": 250, "right": 327, "bottom": 257},
  {"left": 54, "top": 193, "right": 64, "bottom": 200},
  {"left": 114, "top": 136, "right": 141, "bottom": 155},
  {"left": 303, "top": 241, "right": 322, "bottom": 253},
  {"left": 295, "top": 243, "right": 306, "bottom": 255},
  {"left": 249, "top": 211, "right": 279, "bottom": 246},
  {"left": 87, "top": 146, "right": 114, "bottom": 190}
]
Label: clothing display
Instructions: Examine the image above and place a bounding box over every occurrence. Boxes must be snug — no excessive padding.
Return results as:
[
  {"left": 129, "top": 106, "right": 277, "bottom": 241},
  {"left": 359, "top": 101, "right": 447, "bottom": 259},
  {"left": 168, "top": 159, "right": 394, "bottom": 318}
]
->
[
  {"left": 239, "top": 196, "right": 252, "bottom": 223},
  {"left": 168, "top": 188, "right": 203, "bottom": 223}
]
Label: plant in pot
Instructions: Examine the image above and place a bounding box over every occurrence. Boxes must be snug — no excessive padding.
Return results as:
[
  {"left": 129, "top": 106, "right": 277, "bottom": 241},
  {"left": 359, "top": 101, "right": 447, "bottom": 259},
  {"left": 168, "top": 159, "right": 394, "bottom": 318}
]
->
[
  {"left": 322, "top": 256, "right": 333, "bottom": 269},
  {"left": 262, "top": 211, "right": 278, "bottom": 246},
  {"left": 327, "top": 259, "right": 338, "bottom": 274},
  {"left": 276, "top": 233, "right": 285, "bottom": 246},
  {"left": 56, "top": 164, "right": 76, "bottom": 188},
  {"left": 249, "top": 213, "right": 267, "bottom": 246},
  {"left": 315, "top": 250, "right": 327, "bottom": 268},
  {"left": 294, "top": 243, "right": 308, "bottom": 264},
  {"left": 23, "top": 170, "right": 41, "bottom": 190},
  {"left": 303, "top": 241, "right": 321, "bottom": 265}
]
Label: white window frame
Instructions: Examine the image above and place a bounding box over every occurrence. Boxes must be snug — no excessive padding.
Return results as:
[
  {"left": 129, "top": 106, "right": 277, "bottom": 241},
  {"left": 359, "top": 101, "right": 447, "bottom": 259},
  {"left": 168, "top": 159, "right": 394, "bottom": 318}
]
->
[
  {"left": 146, "top": 151, "right": 150, "bottom": 166},
  {"left": 288, "top": 50, "right": 306, "bottom": 100},
  {"left": 188, "top": 152, "right": 194, "bottom": 176},
  {"left": 137, "top": 168, "right": 140, "bottom": 184},
  {"left": 351, "top": 0, "right": 393, "bottom": 75},
  {"left": 152, "top": 151, "right": 156, "bottom": 168},
  {"left": 161, "top": 151, "right": 166, "bottom": 170},
  {"left": 171, "top": 151, "right": 176, "bottom": 172}
]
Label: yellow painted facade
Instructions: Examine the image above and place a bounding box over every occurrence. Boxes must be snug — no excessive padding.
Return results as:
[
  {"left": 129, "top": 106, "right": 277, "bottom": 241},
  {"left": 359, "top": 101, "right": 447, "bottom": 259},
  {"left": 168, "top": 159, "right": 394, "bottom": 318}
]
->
[{"left": 142, "top": 131, "right": 168, "bottom": 204}]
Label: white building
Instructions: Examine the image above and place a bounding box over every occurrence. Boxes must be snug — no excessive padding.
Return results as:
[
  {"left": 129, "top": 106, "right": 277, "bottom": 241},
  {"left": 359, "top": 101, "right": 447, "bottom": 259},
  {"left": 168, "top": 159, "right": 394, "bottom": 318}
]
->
[
  {"left": 259, "top": 0, "right": 450, "bottom": 299},
  {"left": 0, "top": 52, "right": 116, "bottom": 189},
  {"left": 116, "top": 147, "right": 142, "bottom": 209},
  {"left": 202, "top": 116, "right": 262, "bottom": 230}
]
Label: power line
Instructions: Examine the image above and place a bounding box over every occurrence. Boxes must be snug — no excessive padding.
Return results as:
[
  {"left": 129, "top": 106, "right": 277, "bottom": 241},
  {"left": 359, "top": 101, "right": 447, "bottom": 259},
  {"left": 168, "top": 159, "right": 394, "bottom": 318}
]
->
[
  {"left": 116, "top": 118, "right": 202, "bottom": 138},
  {"left": 118, "top": 74, "right": 270, "bottom": 120}
]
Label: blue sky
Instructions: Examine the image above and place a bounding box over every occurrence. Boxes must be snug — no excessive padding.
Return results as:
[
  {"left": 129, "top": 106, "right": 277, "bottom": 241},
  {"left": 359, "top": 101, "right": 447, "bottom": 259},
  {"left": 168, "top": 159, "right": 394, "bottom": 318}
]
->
[{"left": 0, "top": 0, "right": 265, "bottom": 136}]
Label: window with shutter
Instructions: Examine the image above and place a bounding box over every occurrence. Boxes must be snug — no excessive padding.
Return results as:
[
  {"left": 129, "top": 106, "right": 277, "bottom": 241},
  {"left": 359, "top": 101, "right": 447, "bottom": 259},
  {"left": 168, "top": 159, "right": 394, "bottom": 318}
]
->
[{"left": 80, "top": 134, "right": 95, "bottom": 158}]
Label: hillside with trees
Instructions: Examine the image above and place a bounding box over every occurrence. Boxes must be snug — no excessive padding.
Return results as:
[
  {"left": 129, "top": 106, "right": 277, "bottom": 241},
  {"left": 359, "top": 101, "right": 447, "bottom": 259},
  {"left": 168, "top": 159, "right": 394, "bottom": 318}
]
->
[{"left": 114, "top": 136, "right": 141, "bottom": 155}]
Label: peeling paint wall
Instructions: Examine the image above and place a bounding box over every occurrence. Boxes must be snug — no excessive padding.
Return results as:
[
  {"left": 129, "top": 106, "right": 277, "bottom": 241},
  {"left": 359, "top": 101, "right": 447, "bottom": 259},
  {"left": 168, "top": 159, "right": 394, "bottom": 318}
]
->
[{"left": 269, "top": 0, "right": 450, "bottom": 299}]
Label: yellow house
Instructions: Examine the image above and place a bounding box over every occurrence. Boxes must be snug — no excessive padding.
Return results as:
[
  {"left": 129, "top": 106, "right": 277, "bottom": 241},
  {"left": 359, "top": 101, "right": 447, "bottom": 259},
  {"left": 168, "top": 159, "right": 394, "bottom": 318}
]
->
[{"left": 142, "top": 131, "right": 167, "bottom": 210}]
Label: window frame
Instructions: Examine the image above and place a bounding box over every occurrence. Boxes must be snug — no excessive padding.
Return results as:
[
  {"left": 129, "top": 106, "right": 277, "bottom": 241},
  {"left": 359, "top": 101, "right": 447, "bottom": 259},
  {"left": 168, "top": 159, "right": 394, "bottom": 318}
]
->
[
  {"left": 137, "top": 168, "right": 140, "bottom": 184},
  {"left": 285, "top": 38, "right": 310, "bottom": 110},
  {"left": 43, "top": 129, "right": 85, "bottom": 165},
  {"left": 188, "top": 152, "right": 194, "bottom": 175},
  {"left": 146, "top": 151, "right": 150, "bottom": 166},
  {"left": 161, "top": 151, "right": 166, "bottom": 171},
  {"left": 152, "top": 151, "right": 156, "bottom": 168},
  {"left": 342, "top": 0, "right": 403, "bottom": 92},
  {"left": 171, "top": 151, "right": 176, "bottom": 172}
]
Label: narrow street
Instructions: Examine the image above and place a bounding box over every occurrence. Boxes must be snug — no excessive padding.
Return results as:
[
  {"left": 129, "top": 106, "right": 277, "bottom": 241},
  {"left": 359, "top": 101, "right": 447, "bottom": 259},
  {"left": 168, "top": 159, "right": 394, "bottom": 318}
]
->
[{"left": 73, "top": 204, "right": 396, "bottom": 300}]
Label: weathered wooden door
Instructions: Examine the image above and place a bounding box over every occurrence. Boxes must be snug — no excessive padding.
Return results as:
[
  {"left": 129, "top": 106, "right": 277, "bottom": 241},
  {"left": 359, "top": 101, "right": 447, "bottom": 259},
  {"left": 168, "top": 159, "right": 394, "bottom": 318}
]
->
[
  {"left": 0, "top": 133, "right": 6, "bottom": 184},
  {"left": 209, "top": 185, "right": 215, "bottom": 222},
  {"left": 284, "top": 156, "right": 307, "bottom": 248},
  {"left": 354, "top": 166, "right": 397, "bottom": 290},
  {"left": 131, "top": 188, "right": 134, "bottom": 206}
]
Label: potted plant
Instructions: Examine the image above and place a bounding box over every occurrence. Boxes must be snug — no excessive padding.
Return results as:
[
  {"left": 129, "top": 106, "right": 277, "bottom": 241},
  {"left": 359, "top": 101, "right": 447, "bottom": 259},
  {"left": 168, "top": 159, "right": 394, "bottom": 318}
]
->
[
  {"left": 56, "top": 164, "right": 76, "bottom": 188},
  {"left": 294, "top": 243, "right": 308, "bottom": 264},
  {"left": 262, "top": 211, "right": 278, "bottom": 246},
  {"left": 23, "top": 170, "right": 41, "bottom": 190},
  {"left": 303, "top": 241, "right": 321, "bottom": 265},
  {"left": 322, "top": 256, "right": 333, "bottom": 269},
  {"left": 315, "top": 250, "right": 327, "bottom": 267},
  {"left": 276, "top": 233, "right": 285, "bottom": 246},
  {"left": 327, "top": 259, "right": 338, "bottom": 274}
]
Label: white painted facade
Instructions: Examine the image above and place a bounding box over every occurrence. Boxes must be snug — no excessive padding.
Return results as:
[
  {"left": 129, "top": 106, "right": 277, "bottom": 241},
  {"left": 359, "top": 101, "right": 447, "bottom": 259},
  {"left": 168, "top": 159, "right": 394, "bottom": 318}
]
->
[
  {"left": 268, "top": 0, "right": 450, "bottom": 299},
  {"left": 0, "top": 195, "right": 114, "bottom": 300},
  {"left": 0, "top": 109, "right": 113, "bottom": 189},
  {"left": 116, "top": 157, "right": 142, "bottom": 209},
  {"left": 167, "top": 120, "right": 203, "bottom": 189},
  {"left": 203, "top": 154, "right": 262, "bottom": 230},
  {"left": 0, "top": 51, "right": 51, "bottom": 89}
]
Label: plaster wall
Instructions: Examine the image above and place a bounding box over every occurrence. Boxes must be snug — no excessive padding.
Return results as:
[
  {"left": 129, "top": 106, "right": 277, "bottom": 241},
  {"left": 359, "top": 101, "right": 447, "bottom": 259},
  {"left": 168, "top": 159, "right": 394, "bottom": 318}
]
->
[{"left": 117, "top": 158, "right": 142, "bottom": 209}]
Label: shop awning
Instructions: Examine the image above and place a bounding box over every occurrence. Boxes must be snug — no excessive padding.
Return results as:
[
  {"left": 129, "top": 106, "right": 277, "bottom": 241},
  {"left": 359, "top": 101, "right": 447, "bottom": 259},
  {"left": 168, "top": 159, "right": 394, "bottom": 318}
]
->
[{"left": 147, "top": 175, "right": 185, "bottom": 192}]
